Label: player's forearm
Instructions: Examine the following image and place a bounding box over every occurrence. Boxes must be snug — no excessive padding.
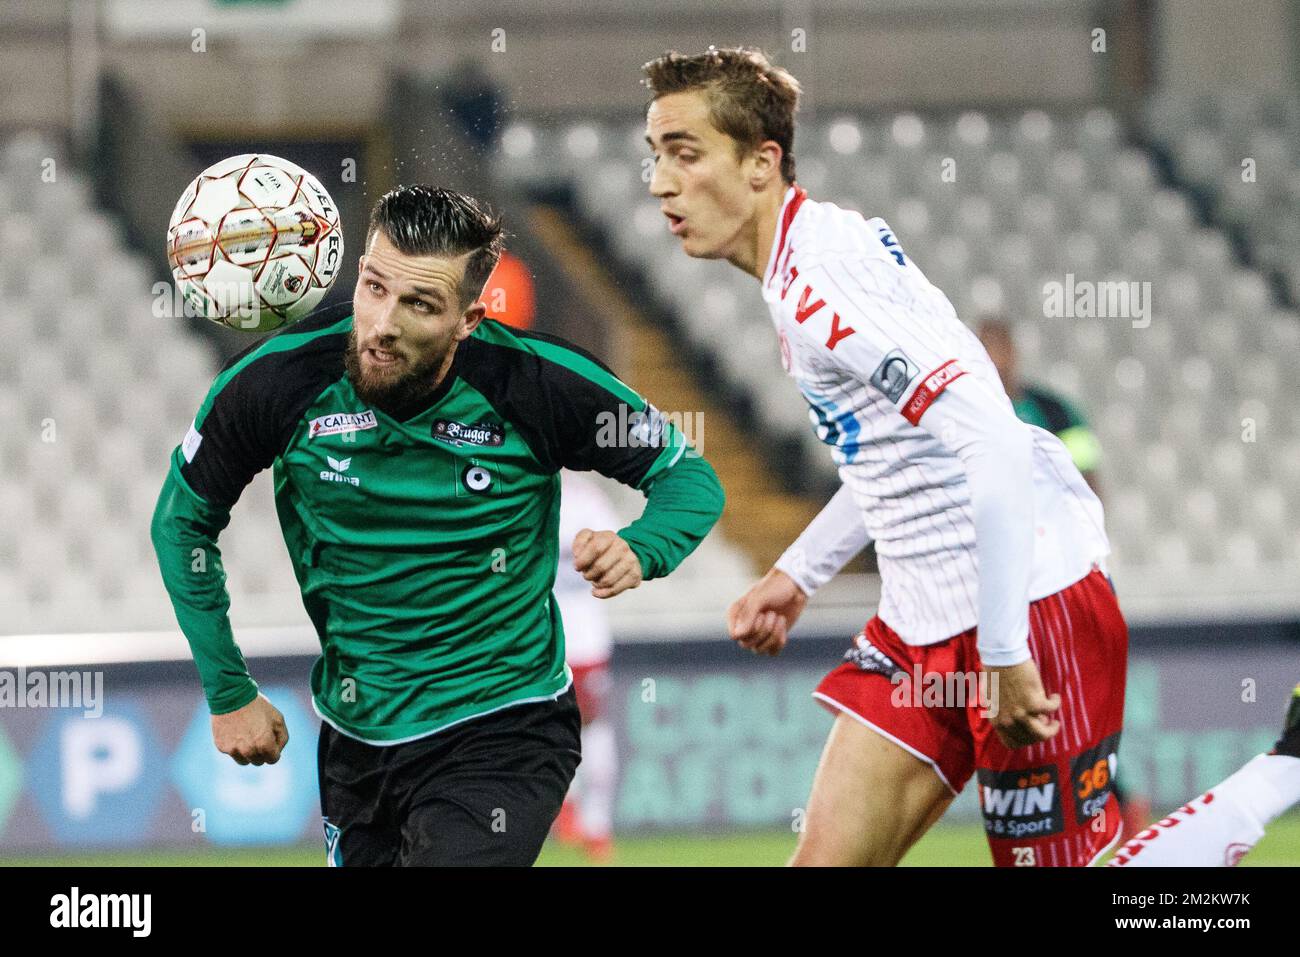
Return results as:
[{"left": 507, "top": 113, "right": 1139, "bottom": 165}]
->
[
  {"left": 924, "top": 383, "right": 1035, "bottom": 666},
  {"left": 774, "top": 483, "right": 872, "bottom": 595},
  {"left": 150, "top": 466, "right": 259, "bottom": 714},
  {"left": 619, "top": 452, "right": 725, "bottom": 580},
  {"left": 963, "top": 434, "right": 1034, "bottom": 666}
]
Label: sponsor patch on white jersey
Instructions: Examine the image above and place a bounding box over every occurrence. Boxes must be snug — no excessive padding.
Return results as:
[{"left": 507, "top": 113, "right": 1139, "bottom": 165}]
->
[
  {"left": 869, "top": 349, "right": 919, "bottom": 403},
  {"left": 309, "top": 410, "right": 378, "bottom": 439}
]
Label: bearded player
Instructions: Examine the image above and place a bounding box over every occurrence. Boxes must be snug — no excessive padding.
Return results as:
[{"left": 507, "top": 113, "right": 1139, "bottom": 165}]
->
[
  {"left": 643, "top": 48, "right": 1126, "bottom": 867},
  {"left": 152, "top": 185, "right": 724, "bottom": 866}
]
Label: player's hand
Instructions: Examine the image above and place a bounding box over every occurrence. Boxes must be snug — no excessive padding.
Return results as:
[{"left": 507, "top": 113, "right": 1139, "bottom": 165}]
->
[
  {"left": 211, "top": 693, "right": 289, "bottom": 766},
  {"left": 984, "top": 660, "right": 1061, "bottom": 749},
  {"left": 572, "top": 529, "right": 643, "bottom": 598},
  {"left": 727, "top": 568, "right": 808, "bottom": 657}
]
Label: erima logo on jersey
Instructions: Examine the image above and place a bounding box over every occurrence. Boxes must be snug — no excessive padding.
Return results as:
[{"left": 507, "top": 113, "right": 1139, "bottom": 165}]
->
[
  {"left": 320, "top": 455, "right": 359, "bottom": 486},
  {"left": 869, "top": 349, "right": 919, "bottom": 403},
  {"left": 309, "top": 410, "right": 377, "bottom": 439}
]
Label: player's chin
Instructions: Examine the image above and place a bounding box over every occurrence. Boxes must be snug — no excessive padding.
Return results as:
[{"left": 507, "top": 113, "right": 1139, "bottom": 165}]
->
[{"left": 678, "top": 232, "right": 723, "bottom": 260}]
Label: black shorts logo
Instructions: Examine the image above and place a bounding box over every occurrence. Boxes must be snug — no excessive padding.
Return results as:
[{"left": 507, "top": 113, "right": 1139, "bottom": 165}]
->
[
  {"left": 977, "top": 764, "right": 1064, "bottom": 840},
  {"left": 433, "top": 419, "right": 505, "bottom": 447}
]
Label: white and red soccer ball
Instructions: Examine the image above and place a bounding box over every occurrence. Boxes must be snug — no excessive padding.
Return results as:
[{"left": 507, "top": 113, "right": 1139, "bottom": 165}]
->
[{"left": 166, "top": 153, "right": 343, "bottom": 332}]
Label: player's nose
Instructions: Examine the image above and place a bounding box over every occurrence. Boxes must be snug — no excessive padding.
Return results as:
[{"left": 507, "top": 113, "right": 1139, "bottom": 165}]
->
[
  {"left": 648, "top": 160, "right": 676, "bottom": 198},
  {"left": 368, "top": 303, "right": 403, "bottom": 345}
]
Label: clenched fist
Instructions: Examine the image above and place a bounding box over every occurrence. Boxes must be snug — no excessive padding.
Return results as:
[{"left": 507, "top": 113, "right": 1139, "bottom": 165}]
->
[
  {"left": 727, "top": 567, "right": 808, "bottom": 656},
  {"left": 572, "top": 529, "right": 643, "bottom": 598},
  {"left": 984, "top": 659, "right": 1062, "bottom": 749},
  {"left": 211, "top": 693, "right": 289, "bottom": 766}
]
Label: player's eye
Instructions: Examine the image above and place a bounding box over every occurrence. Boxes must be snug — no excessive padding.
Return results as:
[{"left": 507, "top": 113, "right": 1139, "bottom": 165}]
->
[
  {"left": 411, "top": 299, "right": 433, "bottom": 312},
  {"left": 367, "top": 280, "right": 384, "bottom": 295}
]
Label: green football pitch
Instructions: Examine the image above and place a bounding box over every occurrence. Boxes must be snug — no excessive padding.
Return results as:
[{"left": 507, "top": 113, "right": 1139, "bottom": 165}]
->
[{"left": 3, "top": 816, "right": 1299, "bottom": 867}]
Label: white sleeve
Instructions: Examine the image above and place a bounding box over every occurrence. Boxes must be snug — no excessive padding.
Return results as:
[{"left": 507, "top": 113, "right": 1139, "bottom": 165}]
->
[
  {"left": 774, "top": 483, "right": 872, "bottom": 595},
  {"left": 903, "top": 374, "right": 1035, "bottom": 666},
  {"left": 796, "top": 255, "right": 1034, "bottom": 665}
]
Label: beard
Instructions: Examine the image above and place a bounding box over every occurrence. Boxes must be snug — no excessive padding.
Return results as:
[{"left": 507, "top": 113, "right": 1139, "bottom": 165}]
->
[{"left": 343, "top": 327, "right": 452, "bottom": 414}]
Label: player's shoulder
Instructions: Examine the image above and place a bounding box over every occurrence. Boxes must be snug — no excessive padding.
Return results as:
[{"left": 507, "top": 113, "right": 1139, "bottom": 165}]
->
[
  {"left": 789, "top": 195, "right": 951, "bottom": 327},
  {"left": 201, "top": 302, "right": 351, "bottom": 417},
  {"left": 789, "top": 193, "right": 903, "bottom": 273},
  {"left": 463, "top": 319, "right": 630, "bottom": 395},
  {"left": 467, "top": 319, "right": 611, "bottom": 369},
  {"left": 216, "top": 301, "right": 352, "bottom": 376}
]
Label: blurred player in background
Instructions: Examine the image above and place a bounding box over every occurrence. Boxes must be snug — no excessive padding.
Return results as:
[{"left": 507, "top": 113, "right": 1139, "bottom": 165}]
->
[
  {"left": 552, "top": 470, "right": 621, "bottom": 862},
  {"left": 152, "top": 185, "right": 724, "bottom": 866},
  {"left": 644, "top": 46, "right": 1126, "bottom": 867},
  {"left": 976, "top": 318, "right": 1102, "bottom": 496},
  {"left": 1109, "top": 684, "right": 1300, "bottom": 866}
]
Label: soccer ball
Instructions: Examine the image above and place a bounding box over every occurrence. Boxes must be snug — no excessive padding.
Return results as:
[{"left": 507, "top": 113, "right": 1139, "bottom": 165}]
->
[{"left": 166, "top": 153, "right": 343, "bottom": 332}]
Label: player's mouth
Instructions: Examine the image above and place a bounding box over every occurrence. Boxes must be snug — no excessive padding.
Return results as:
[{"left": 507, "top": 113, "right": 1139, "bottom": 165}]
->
[
  {"left": 366, "top": 347, "right": 403, "bottom": 367},
  {"left": 664, "top": 211, "right": 687, "bottom": 236}
]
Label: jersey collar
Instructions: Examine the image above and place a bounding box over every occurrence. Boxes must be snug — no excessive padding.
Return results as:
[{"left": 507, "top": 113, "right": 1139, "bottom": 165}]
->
[{"left": 763, "top": 183, "right": 807, "bottom": 289}]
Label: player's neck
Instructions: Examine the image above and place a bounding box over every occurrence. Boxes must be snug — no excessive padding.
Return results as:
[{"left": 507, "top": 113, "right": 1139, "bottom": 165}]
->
[{"left": 729, "top": 184, "right": 789, "bottom": 281}]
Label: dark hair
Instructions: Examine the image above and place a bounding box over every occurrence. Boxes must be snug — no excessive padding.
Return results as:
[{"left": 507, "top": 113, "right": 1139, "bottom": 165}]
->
[
  {"left": 642, "top": 46, "right": 801, "bottom": 184},
  {"left": 365, "top": 185, "right": 505, "bottom": 304}
]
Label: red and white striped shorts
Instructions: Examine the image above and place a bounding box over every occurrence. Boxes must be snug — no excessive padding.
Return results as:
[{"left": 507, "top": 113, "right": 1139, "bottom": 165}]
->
[{"left": 813, "top": 567, "right": 1129, "bottom": 867}]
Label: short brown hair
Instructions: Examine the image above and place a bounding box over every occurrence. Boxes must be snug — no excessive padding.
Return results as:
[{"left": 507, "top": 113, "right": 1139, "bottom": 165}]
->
[{"left": 642, "top": 46, "right": 801, "bottom": 184}]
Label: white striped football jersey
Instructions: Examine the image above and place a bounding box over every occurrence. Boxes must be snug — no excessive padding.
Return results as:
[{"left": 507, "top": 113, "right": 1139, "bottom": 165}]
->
[{"left": 763, "top": 185, "right": 1110, "bottom": 650}]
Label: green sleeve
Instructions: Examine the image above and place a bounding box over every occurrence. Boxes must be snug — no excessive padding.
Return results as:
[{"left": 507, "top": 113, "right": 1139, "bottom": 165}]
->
[
  {"left": 617, "top": 442, "right": 725, "bottom": 581},
  {"left": 150, "top": 451, "right": 260, "bottom": 715},
  {"left": 506, "top": 333, "right": 726, "bottom": 579}
]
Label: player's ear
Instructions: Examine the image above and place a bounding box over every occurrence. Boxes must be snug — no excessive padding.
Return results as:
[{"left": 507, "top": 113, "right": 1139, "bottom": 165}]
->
[
  {"left": 457, "top": 300, "right": 487, "bottom": 340},
  {"left": 751, "top": 140, "right": 783, "bottom": 189}
]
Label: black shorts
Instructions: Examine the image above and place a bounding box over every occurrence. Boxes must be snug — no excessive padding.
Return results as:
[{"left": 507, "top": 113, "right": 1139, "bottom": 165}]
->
[{"left": 317, "top": 688, "right": 581, "bottom": 866}]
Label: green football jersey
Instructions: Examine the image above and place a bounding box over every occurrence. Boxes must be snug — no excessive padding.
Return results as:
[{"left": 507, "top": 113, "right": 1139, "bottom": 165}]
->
[{"left": 151, "top": 306, "right": 724, "bottom": 743}]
